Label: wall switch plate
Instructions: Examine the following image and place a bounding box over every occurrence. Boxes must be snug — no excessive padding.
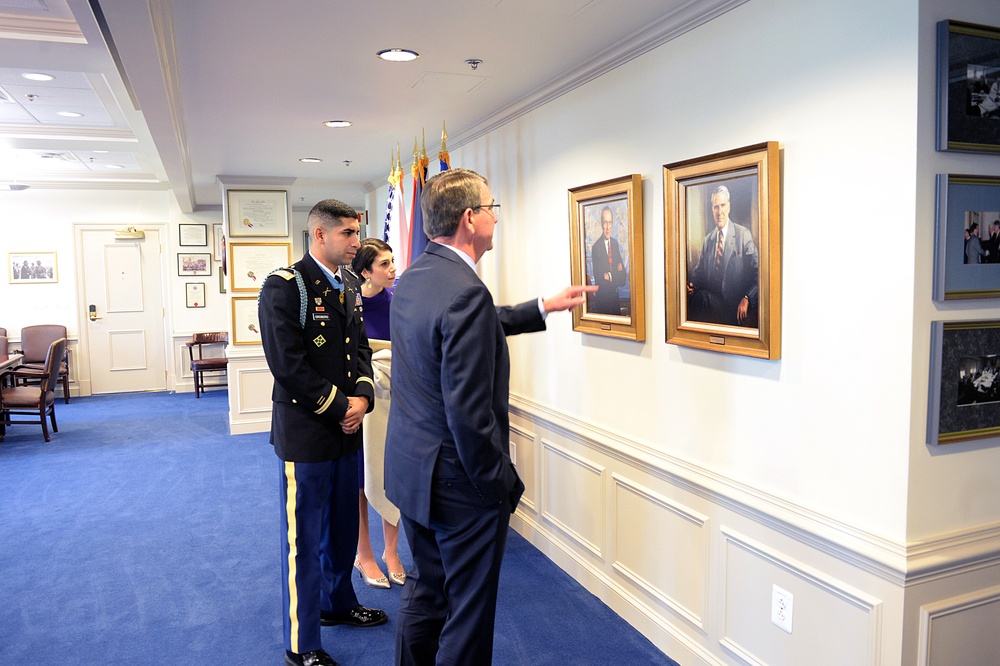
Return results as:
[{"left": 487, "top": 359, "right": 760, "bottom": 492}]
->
[{"left": 771, "top": 584, "right": 793, "bottom": 633}]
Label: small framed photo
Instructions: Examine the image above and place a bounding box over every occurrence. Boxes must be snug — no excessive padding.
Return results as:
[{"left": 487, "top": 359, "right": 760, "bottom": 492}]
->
[
  {"left": 231, "top": 296, "right": 262, "bottom": 345},
  {"left": 929, "top": 320, "right": 1000, "bottom": 444},
  {"left": 937, "top": 20, "right": 1000, "bottom": 154},
  {"left": 8, "top": 251, "right": 57, "bottom": 283},
  {"left": 229, "top": 242, "right": 291, "bottom": 292},
  {"left": 219, "top": 271, "right": 227, "bottom": 294},
  {"left": 933, "top": 174, "right": 1000, "bottom": 300},
  {"left": 178, "top": 252, "right": 212, "bottom": 276},
  {"left": 664, "top": 141, "right": 781, "bottom": 359},
  {"left": 568, "top": 174, "right": 645, "bottom": 340},
  {"left": 179, "top": 223, "right": 208, "bottom": 247},
  {"left": 185, "top": 282, "right": 206, "bottom": 308},
  {"left": 213, "top": 223, "right": 224, "bottom": 260},
  {"left": 226, "top": 189, "right": 290, "bottom": 237}
]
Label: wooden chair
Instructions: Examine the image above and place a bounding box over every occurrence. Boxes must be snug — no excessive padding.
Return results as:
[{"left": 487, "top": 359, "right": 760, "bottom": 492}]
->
[
  {"left": 187, "top": 332, "right": 229, "bottom": 398},
  {"left": 0, "top": 337, "right": 67, "bottom": 442},
  {"left": 14, "top": 325, "right": 71, "bottom": 404}
]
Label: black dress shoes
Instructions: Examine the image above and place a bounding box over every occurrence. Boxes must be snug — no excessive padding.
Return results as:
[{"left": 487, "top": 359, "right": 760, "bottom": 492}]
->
[
  {"left": 320, "top": 604, "right": 388, "bottom": 627},
  {"left": 285, "top": 649, "right": 340, "bottom": 666}
]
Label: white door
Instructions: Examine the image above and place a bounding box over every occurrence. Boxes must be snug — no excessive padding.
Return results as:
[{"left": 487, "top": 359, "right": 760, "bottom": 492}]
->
[{"left": 79, "top": 227, "right": 167, "bottom": 393}]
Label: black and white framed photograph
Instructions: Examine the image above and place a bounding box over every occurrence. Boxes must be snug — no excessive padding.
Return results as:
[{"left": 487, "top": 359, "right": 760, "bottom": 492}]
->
[
  {"left": 937, "top": 20, "right": 1000, "bottom": 153},
  {"left": 929, "top": 320, "right": 1000, "bottom": 444},
  {"left": 179, "top": 223, "right": 208, "bottom": 247},
  {"left": 8, "top": 251, "right": 57, "bottom": 283}
]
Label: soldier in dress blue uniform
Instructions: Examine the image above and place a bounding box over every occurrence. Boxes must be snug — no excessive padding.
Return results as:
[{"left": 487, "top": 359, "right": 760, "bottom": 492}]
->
[{"left": 258, "top": 199, "right": 386, "bottom": 666}]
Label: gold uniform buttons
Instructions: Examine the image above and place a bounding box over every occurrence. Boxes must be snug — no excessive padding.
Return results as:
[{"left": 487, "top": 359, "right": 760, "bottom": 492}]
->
[{"left": 345, "top": 337, "right": 350, "bottom": 344}]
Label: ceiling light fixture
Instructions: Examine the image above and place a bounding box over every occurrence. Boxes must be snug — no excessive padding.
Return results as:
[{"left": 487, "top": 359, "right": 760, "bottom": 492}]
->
[
  {"left": 106, "top": 164, "right": 124, "bottom": 169},
  {"left": 56, "top": 111, "right": 83, "bottom": 118},
  {"left": 376, "top": 48, "right": 419, "bottom": 62},
  {"left": 299, "top": 157, "right": 323, "bottom": 163},
  {"left": 322, "top": 120, "right": 352, "bottom": 128},
  {"left": 21, "top": 72, "right": 54, "bottom": 81},
  {"left": 465, "top": 58, "right": 483, "bottom": 70}
]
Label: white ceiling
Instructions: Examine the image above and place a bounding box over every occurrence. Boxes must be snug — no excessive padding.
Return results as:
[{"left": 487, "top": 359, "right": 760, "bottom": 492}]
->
[{"left": 0, "top": 0, "right": 746, "bottom": 210}]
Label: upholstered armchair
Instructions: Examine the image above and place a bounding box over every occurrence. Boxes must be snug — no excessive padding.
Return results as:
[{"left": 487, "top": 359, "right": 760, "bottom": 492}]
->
[
  {"left": 14, "top": 325, "right": 71, "bottom": 404},
  {"left": 0, "top": 337, "right": 67, "bottom": 442},
  {"left": 187, "top": 332, "right": 229, "bottom": 397}
]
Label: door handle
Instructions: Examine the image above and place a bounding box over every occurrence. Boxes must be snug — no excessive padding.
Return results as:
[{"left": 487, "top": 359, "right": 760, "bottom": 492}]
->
[{"left": 88, "top": 304, "right": 103, "bottom": 321}]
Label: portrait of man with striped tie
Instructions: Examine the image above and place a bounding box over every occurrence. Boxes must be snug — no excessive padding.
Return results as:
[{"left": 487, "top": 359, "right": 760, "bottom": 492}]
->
[{"left": 686, "top": 183, "right": 760, "bottom": 327}]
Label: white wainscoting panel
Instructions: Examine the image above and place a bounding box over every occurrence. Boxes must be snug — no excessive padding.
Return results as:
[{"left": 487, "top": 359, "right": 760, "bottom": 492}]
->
[
  {"left": 918, "top": 584, "right": 1000, "bottom": 666},
  {"left": 720, "top": 528, "right": 882, "bottom": 666},
  {"left": 510, "top": 424, "right": 537, "bottom": 513},
  {"left": 227, "top": 352, "right": 272, "bottom": 434},
  {"left": 613, "top": 473, "right": 710, "bottom": 630},
  {"left": 541, "top": 438, "right": 606, "bottom": 559}
]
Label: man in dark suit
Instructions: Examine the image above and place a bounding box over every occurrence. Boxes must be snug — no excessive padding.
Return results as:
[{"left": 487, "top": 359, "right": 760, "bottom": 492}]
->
[
  {"left": 258, "top": 199, "right": 387, "bottom": 666},
  {"left": 589, "top": 205, "right": 627, "bottom": 315},
  {"left": 385, "top": 169, "right": 593, "bottom": 665},
  {"left": 687, "top": 185, "right": 759, "bottom": 327},
  {"left": 988, "top": 221, "right": 1000, "bottom": 264}
]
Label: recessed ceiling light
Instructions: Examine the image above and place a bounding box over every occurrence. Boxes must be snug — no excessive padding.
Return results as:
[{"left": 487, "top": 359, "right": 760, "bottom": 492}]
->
[
  {"left": 322, "top": 120, "right": 352, "bottom": 128},
  {"left": 299, "top": 157, "right": 323, "bottom": 163},
  {"left": 0, "top": 184, "right": 30, "bottom": 191},
  {"left": 93, "top": 150, "right": 109, "bottom": 154},
  {"left": 56, "top": 111, "right": 83, "bottom": 118},
  {"left": 376, "top": 48, "right": 419, "bottom": 62},
  {"left": 22, "top": 72, "right": 54, "bottom": 81},
  {"left": 106, "top": 164, "right": 124, "bottom": 169}
]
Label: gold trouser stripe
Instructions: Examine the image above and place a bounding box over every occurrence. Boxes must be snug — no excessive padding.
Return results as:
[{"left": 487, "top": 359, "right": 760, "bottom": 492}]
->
[
  {"left": 284, "top": 461, "right": 299, "bottom": 653},
  {"left": 314, "top": 385, "right": 338, "bottom": 415}
]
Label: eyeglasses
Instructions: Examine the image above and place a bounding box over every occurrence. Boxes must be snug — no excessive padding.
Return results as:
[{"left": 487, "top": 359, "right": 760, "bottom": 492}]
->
[{"left": 473, "top": 203, "right": 501, "bottom": 217}]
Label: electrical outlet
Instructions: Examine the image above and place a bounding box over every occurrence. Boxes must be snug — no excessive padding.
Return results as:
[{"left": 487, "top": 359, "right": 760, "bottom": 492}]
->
[{"left": 771, "top": 584, "right": 793, "bottom": 633}]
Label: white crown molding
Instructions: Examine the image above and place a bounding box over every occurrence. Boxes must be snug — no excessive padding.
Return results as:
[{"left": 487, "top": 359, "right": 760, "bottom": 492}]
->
[{"left": 0, "top": 12, "right": 85, "bottom": 43}]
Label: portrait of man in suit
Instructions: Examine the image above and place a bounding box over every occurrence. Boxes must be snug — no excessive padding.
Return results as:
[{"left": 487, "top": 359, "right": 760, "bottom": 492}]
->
[
  {"left": 686, "top": 182, "right": 760, "bottom": 328},
  {"left": 586, "top": 203, "right": 629, "bottom": 316}
]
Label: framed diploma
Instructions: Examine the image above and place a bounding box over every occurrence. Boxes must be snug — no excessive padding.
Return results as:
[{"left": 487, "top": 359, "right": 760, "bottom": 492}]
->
[
  {"left": 179, "top": 223, "right": 208, "bottom": 247},
  {"left": 229, "top": 242, "right": 291, "bottom": 292},
  {"left": 231, "top": 297, "right": 263, "bottom": 345},
  {"left": 226, "top": 189, "right": 290, "bottom": 237},
  {"left": 185, "top": 282, "right": 206, "bottom": 308}
]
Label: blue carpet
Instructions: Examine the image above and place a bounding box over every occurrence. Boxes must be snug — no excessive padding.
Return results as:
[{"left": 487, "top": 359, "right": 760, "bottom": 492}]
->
[{"left": 0, "top": 392, "right": 677, "bottom": 665}]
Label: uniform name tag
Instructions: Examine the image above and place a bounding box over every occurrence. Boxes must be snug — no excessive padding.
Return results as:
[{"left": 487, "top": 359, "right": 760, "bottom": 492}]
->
[{"left": 313, "top": 312, "right": 331, "bottom": 321}]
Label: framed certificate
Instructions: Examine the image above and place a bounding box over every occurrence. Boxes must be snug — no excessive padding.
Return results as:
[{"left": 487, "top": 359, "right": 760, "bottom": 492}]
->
[
  {"left": 185, "top": 282, "right": 206, "bottom": 308},
  {"left": 231, "top": 297, "right": 262, "bottom": 345},
  {"left": 229, "top": 242, "right": 291, "bottom": 292},
  {"left": 179, "top": 223, "right": 208, "bottom": 247},
  {"left": 227, "top": 189, "right": 289, "bottom": 237}
]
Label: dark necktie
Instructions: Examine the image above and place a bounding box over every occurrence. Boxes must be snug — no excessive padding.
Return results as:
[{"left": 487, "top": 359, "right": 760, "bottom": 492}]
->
[{"left": 714, "top": 231, "right": 724, "bottom": 270}]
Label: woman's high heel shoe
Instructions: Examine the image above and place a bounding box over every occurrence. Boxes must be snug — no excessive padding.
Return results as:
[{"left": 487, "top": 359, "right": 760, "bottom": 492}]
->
[
  {"left": 382, "top": 553, "right": 406, "bottom": 586},
  {"left": 355, "top": 556, "right": 390, "bottom": 589}
]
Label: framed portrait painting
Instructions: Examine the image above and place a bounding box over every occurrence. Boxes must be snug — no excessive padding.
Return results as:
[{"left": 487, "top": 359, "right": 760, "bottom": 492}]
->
[
  {"left": 663, "top": 142, "right": 781, "bottom": 359},
  {"left": 8, "top": 251, "right": 57, "bottom": 283},
  {"left": 568, "top": 174, "right": 645, "bottom": 340},
  {"left": 936, "top": 20, "right": 1000, "bottom": 154},
  {"left": 933, "top": 174, "right": 1000, "bottom": 300},
  {"left": 928, "top": 320, "right": 1000, "bottom": 444}
]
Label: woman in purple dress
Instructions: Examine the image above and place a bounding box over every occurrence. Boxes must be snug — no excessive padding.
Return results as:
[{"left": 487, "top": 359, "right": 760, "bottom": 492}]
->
[{"left": 350, "top": 238, "right": 405, "bottom": 588}]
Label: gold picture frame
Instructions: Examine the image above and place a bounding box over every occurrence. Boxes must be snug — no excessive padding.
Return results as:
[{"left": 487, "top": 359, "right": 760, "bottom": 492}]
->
[
  {"left": 228, "top": 242, "right": 291, "bottom": 292},
  {"left": 568, "top": 174, "right": 645, "bottom": 340},
  {"left": 231, "top": 296, "right": 262, "bottom": 345},
  {"left": 663, "top": 142, "right": 781, "bottom": 359}
]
